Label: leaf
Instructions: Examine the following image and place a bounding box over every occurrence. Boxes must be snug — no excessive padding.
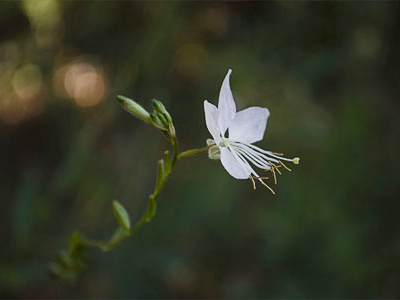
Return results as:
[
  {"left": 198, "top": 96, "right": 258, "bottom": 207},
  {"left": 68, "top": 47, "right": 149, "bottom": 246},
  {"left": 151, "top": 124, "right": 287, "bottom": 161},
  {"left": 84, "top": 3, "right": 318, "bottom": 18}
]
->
[
  {"left": 112, "top": 201, "right": 131, "bottom": 233},
  {"left": 156, "top": 159, "right": 165, "bottom": 189},
  {"left": 164, "top": 150, "right": 171, "bottom": 174}
]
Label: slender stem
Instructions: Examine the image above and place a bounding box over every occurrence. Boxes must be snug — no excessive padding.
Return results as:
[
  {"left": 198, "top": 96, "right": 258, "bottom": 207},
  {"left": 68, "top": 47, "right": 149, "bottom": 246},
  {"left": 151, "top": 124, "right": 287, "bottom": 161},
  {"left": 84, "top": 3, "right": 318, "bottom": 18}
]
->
[
  {"left": 101, "top": 142, "right": 208, "bottom": 250},
  {"left": 171, "top": 137, "right": 178, "bottom": 166},
  {"left": 56, "top": 143, "right": 211, "bottom": 280},
  {"left": 177, "top": 145, "right": 210, "bottom": 160}
]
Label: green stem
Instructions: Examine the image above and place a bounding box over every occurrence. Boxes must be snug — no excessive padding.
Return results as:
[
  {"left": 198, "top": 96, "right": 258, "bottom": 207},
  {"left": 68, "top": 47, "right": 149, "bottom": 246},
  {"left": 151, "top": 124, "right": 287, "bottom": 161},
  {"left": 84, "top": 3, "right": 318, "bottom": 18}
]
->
[
  {"left": 171, "top": 137, "right": 178, "bottom": 166},
  {"left": 65, "top": 143, "right": 210, "bottom": 255},
  {"left": 177, "top": 145, "right": 210, "bottom": 160}
]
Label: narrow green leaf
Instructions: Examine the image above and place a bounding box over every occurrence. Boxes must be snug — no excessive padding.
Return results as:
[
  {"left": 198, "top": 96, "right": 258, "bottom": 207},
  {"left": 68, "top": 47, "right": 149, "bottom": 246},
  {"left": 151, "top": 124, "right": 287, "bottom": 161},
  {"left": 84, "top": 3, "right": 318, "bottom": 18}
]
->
[
  {"left": 112, "top": 201, "right": 131, "bottom": 233},
  {"left": 156, "top": 159, "right": 165, "bottom": 189},
  {"left": 164, "top": 150, "right": 171, "bottom": 174}
]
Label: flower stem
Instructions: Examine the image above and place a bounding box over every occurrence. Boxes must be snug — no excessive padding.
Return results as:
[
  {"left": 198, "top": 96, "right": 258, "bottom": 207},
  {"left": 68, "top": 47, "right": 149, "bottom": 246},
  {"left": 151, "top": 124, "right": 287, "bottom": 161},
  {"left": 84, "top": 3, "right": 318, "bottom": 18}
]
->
[
  {"left": 51, "top": 140, "right": 211, "bottom": 281},
  {"left": 177, "top": 145, "right": 210, "bottom": 160}
]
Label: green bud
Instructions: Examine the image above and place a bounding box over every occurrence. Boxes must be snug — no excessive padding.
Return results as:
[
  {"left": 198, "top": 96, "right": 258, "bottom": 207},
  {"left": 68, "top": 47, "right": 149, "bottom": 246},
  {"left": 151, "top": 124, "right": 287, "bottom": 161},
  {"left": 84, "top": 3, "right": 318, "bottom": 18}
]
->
[
  {"left": 206, "top": 139, "right": 216, "bottom": 146},
  {"left": 112, "top": 201, "right": 131, "bottom": 233},
  {"left": 151, "top": 99, "right": 166, "bottom": 114},
  {"left": 157, "top": 113, "right": 169, "bottom": 128},
  {"left": 151, "top": 99, "right": 172, "bottom": 123},
  {"left": 117, "top": 95, "right": 151, "bottom": 124},
  {"left": 150, "top": 112, "right": 167, "bottom": 130},
  {"left": 168, "top": 122, "right": 176, "bottom": 138}
]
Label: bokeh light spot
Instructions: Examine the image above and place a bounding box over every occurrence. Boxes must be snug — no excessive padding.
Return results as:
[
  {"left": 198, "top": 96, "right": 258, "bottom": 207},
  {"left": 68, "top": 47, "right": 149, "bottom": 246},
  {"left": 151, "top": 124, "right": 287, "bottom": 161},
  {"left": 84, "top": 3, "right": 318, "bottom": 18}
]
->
[
  {"left": 63, "top": 62, "right": 106, "bottom": 107},
  {"left": 13, "top": 64, "right": 43, "bottom": 100}
]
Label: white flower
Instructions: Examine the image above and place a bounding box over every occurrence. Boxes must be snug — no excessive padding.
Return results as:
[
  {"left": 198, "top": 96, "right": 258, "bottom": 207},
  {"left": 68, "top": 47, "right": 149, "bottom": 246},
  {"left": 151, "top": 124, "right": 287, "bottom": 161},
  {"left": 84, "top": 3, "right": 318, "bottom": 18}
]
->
[{"left": 204, "top": 69, "right": 299, "bottom": 193}]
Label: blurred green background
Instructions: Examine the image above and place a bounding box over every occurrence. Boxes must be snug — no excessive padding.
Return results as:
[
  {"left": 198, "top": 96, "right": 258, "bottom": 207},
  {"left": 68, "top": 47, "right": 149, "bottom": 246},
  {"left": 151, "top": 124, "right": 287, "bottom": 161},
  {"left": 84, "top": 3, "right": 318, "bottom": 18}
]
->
[{"left": 1, "top": 1, "right": 400, "bottom": 298}]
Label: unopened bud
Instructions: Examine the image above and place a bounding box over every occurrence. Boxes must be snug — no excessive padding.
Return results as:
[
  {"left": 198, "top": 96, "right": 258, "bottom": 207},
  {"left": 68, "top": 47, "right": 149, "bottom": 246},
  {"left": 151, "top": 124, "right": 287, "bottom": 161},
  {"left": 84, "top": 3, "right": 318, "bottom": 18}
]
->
[
  {"left": 150, "top": 112, "right": 166, "bottom": 129},
  {"left": 151, "top": 99, "right": 166, "bottom": 114},
  {"left": 117, "top": 95, "right": 151, "bottom": 124},
  {"left": 206, "top": 139, "right": 216, "bottom": 146},
  {"left": 151, "top": 99, "right": 172, "bottom": 122},
  {"left": 157, "top": 113, "right": 169, "bottom": 128},
  {"left": 168, "top": 122, "right": 176, "bottom": 137},
  {"left": 208, "top": 145, "right": 221, "bottom": 160}
]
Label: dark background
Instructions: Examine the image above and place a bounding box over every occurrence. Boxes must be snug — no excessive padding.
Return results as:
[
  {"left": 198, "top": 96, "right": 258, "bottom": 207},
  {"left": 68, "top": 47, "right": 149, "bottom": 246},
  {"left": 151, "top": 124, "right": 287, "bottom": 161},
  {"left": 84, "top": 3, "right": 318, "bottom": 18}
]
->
[{"left": 1, "top": 1, "right": 400, "bottom": 298}]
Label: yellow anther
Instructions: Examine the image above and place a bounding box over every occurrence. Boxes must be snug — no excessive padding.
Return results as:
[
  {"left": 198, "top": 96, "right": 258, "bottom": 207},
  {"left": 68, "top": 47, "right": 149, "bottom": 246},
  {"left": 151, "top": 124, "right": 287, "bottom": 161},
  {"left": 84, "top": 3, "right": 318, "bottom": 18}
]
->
[
  {"left": 250, "top": 176, "right": 275, "bottom": 194},
  {"left": 271, "top": 167, "right": 277, "bottom": 184},
  {"left": 293, "top": 157, "right": 300, "bottom": 165},
  {"left": 260, "top": 180, "right": 276, "bottom": 195},
  {"left": 279, "top": 160, "right": 292, "bottom": 172},
  {"left": 272, "top": 152, "right": 284, "bottom": 156},
  {"left": 270, "top": 162, "right": 282, "bottom": 175},
  {"left": 250, "top": 176, "right": 256, "bottom": 190}
]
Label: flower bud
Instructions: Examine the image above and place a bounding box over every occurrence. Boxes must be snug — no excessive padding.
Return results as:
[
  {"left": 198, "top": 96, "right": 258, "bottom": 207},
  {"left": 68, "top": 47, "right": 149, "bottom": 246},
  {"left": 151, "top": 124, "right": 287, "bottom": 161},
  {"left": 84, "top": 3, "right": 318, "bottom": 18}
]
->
[
  {"left": 150, "top": 112, "right": 166, "bottom": 130},
  {"left": 157, "top": 113, "right": 169, "bottom": 128},
  {"left": 151, "top": 99, "right": 176, "bottom": 137},
  {"left": 117, "top": 95, "right": 151, "bottom": 124},
  {"left": 151, "top": 99, "right": 172, "bottom": 123},
  {"left": 208, "top": 145, "right": 221, "bottom": 160},
  {"left": 206, "top": 139, "right": 216, "bottom": 146},
  {"left": 151, "top": 99, "right": 166, "bottom": 114}
]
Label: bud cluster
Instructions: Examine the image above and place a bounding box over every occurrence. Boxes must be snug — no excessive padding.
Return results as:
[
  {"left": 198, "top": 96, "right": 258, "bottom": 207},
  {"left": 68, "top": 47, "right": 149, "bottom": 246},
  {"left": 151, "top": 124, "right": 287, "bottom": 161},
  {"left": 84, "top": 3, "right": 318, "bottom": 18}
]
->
[{"left": 116, "top": 95, "right": 176, "bottom": 139}]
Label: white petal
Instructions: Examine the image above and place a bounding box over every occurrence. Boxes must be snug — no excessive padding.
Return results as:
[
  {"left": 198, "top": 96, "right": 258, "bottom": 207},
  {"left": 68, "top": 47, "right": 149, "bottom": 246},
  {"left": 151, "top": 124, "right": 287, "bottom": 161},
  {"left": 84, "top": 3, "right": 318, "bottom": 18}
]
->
[
  {"left": 228, "top": 106, "right": 270, "bottom": 144},
  {"left": 204, "top": 100, "right": 221, "bottom": 143},
  {"left": 218, "top": 69, "right": 236, "bottom": 136},
  {"left": 220, "top": 147, "right": 250, "bottom": 179}
]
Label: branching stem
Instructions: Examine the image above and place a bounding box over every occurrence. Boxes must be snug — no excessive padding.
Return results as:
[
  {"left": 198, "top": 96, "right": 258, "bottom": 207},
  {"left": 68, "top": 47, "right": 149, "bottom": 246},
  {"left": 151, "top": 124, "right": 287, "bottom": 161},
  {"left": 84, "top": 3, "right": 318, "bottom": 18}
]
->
[{"left": 50, "top": 138, "right": 211, "bottom": 281}]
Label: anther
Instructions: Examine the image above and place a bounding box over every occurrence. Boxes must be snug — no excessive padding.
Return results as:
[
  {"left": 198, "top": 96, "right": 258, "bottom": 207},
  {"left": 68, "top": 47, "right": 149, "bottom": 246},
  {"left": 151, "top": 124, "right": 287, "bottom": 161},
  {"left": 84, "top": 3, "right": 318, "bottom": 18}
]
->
[
  {"left": 250, "top": 176, "right": 275, "bottom": 194},
  {"left": 279, "top": 160, "right": 292, "bottom": 172},
  {"left": 271, "top": 167, "right": 277, "bottom": 184},
  {"left": 270, "top": 162, "right": 282, "bottom": 175},
  {"left": 272, "top": 152, "right": 284, "bottom": 156},
  {"left": 260, "top": 180, "right": 276, "bottom": 195},
  {"left": 249, "top": 176, "right": 256, "bottom": 190}
]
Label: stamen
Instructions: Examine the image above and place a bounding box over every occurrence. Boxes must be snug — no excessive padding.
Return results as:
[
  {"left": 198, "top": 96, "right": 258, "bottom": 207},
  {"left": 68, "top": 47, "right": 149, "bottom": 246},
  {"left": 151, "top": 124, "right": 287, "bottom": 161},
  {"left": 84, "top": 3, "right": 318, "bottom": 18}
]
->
[
  {"left": 233, "top": 142, "right": 278, "bottom": 165},
  {"left": 271, "top": 167, "right": 277, "bottom": 184},
  {"left": 225, "top": 140, "right": 298, "bottom": 195},
  {"left": 229, "top": 146, "right": 258, "bottom": 179},
  {"left": 249, "top": 176, "right": 275, "bottom": 194},
  {"left": 250, "top": 176, "right": 256, "bottom": 190},
  {"left": 279, "top": 160, "right": 292, "bottom": 172},
  {"left": 270, "top": 162, "right": 282, "bottom": 175},
  {"left": 259, "top": 179, "right": 275, "bottom": 195},
  {"left": 272, "top": 152, "right": 284, "bottom": 156},
  {"left": 252, "top": 176, "right": 269, "bottom": 180},
  {"left": 235, "top": 147, "right": 271, "bottom": 170},
  {"left": 265, "top": 151, "right": 295, "bottom": 162}
]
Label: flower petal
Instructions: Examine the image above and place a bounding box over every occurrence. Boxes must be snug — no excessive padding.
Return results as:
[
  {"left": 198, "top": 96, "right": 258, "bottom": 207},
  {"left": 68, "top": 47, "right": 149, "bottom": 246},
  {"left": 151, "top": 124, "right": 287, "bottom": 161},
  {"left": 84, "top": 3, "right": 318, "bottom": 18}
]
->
[
  {"left": 218, "top": 69, "right": 236, "bottom": 136},
  {"left": 204, "top": 100, "right": 221, "bottom": 143},
  {"left": 228, "top": 106, "right": 270, "bottom": 144},
  {"left": 220, "top": 147, "right": 250, "bottom": 179}
]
